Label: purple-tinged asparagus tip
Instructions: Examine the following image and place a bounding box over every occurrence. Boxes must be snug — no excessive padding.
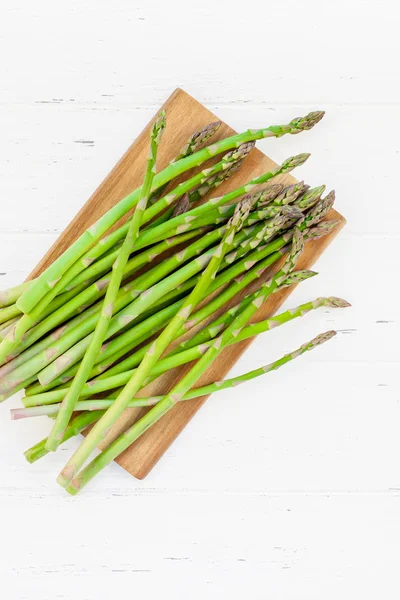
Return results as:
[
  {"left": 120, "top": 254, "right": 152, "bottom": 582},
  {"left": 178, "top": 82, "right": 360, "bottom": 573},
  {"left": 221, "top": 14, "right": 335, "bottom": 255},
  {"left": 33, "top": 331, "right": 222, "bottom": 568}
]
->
[
  {"left": 152, "top": 110, "right": 167, "bottom": 142},
  {"left": 275, "top": 181, "right": 310, "bottom": 205},
  {"left": 305, "top": 219, "right": 341, "bottom": 241},
  {"left": 306, "top": 330, "right": 336, "bottom": 350},
  {"left": 253, "top": 184, "right": 285, "bottom": 208},
  {"left": 281, "top": 205, "right": 304, "bottom": 221},
  {"left": 172, "top": 193, "right": 190, "bottom": 216},
  {"left": 282, "top": 153, "right": 311, "bottom": 171},
  {"left": 325, "top": 297, "right": 352, "bottom": 308},
  {"left": 290, "top": 111, "right": 325, "bottom": 132}
]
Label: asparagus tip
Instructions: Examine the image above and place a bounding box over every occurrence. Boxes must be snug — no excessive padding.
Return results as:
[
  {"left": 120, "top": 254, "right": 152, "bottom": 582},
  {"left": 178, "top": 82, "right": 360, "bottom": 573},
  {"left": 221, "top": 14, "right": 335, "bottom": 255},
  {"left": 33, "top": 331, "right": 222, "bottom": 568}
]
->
[
  {"left": 325, "top": 297, "right": 352, "bottom": 309},
  {"left": 152, "top": 110, "right": 167, "bottom": 142},
  {"left": 172, "top": 193, "right": 190, "bottom": 216},
  {"left": 290, "top": 111, "right": 325, "bottom": 132},
  {"left": 307, "top": 330, "right": 336, "bottom": 349},
  {"left": 306, "top": 191, "right": 336, "bottom": 227},
  {"left": 275, "top": 181, "right": 310, "bottom": 205},
  {"left": 238, "top": 141, "right": 256, "bottom": 158},
  {"left": 253, "top": 184, "right": 285, "bottom": 208},
  {"left": 295, "top": 184, "right": 326, "bottom": 209},
  {"left": 282, "top": 153, "right": 311, "bottom": 171},
  {"left": 281, "top": 205, "right": 304, "bottom": 221}
]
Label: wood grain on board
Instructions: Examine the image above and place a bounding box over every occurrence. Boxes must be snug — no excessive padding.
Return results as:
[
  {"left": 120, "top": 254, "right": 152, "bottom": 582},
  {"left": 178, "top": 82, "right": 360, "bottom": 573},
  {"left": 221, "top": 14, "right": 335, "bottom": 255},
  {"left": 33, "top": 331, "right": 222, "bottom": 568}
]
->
[{"left": 28, "top": 88, "right": 345, "bottom": 479}]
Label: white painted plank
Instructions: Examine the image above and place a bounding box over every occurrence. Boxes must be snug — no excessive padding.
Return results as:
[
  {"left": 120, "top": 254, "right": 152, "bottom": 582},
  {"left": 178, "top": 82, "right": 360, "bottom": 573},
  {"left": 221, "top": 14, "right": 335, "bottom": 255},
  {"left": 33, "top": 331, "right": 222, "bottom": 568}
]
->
[
  {"left": 0, "top": 0, "right": 399, "bottom": 105},
  {"left": 0, "top": 490, "right": 399, "bottom": 599}
]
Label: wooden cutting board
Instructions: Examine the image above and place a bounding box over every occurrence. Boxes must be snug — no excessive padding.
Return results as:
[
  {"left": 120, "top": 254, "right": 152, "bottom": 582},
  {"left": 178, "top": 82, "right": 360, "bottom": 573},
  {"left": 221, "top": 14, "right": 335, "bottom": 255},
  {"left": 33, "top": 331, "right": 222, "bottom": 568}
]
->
[{"left": 29, "top": 88, "right": 345, "bottom": 479}]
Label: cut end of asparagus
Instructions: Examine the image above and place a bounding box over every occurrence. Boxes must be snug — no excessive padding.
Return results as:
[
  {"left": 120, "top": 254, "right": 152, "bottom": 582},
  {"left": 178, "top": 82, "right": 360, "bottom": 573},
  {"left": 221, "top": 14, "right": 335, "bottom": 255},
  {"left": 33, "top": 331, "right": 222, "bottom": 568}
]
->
[
  {"left": 10, "top": 409, "right": 25, "bottom": 420},
  {"left": 290, "top": 111, "right": 325, "bottom": 133},
  {"left": 65, "top": 482, "right": 80, "bottom": 496},
  {"left": 57, "top": 465, "right": 76, "bottom": 488}
]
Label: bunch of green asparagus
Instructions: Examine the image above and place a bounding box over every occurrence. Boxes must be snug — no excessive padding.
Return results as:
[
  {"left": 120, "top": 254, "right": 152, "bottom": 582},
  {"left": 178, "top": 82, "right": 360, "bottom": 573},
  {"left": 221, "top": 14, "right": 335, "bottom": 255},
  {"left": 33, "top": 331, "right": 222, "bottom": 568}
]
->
[{"left": 0, "top": 109, "right": 350, "bottom": 494}]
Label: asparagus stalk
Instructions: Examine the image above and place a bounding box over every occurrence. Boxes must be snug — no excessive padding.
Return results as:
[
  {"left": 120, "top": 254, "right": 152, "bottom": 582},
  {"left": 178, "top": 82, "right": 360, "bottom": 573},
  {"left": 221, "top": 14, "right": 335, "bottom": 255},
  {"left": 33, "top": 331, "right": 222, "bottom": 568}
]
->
[
  {"left": 144, "top": 191, "right": 335, "bottom": 311},
  {"left": 32, "top": 245, "right": 290, "bottom": 393},
  {"left": 14, "top": 329, "right": 338, "bottom": 419},
  {"left": 58, "top": 199, "right": 254, "bottom": 487},
  {"left": 148, "top": 121, "right": 222, "bottom": 204},
  {"left": 24, "top": 411, "right": 103, "bottom": 464},
  {"left": 63, "top": 229, "right": 306, "bottom": 493},
  {"left": 33, "top": 219, "right": 262, "bottom": 387},
  {"left": 224, "top": 205, "right": 303, "bottom": 264},
  {"left": 24, "top": 289, "right": 350, "bottom": 410},
  {"left": 45, "top": 112, "right": 166, "bottom": 451},
  {"left": 3, "top": 191, "right": 336, "bottom": 403},
  {"left": 93, "top": 196, "right": 336, "bottom": 381},
  {"left": 38, "top": 207, "right": 338, "bottom": 394},
  {"left": 149, "top": 159, "right": 247, "bottom": 227},
  {"left": 0, "top": 282, "right": 31, "bottom": 308},
  {"left": 17, "top": 111, "right": 323, "bottom": 314},
  {"left": 27, "top": 188, "right": 300, "bottom": 389},
  {"left": 0, "top": 228, "right": 202, "bottom": 379},
  {"left": 0, "top": 153, "right": 309, "bottom": 366},
  {"left": 22, "top": 328, "right": 336, "bottom": 464},
  {"left": 0, "top": 304, "right": 21, "bottom": 326},
  {"left": 143, "top": 142, "right": 255, "bottom": 225},
  {"left": 0, "top": 223, "right": 252, "bottom": 395},
  {"left": 0, "top": 317, "right": 19, "bottom": 340}
]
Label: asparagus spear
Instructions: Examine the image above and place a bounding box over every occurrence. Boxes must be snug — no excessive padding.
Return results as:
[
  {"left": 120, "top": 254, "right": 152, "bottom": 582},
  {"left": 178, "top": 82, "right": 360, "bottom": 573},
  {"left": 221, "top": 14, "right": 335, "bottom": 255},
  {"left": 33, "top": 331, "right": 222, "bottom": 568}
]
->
[
  {"left": 22, "top": 328, "right": 337, "bottom": 464},
  {"left": 0, "top": 153, "right": 309, "bottom": 366},
  {"left": 31, "top": 245, "right": 290, "bottom": 393},
  {"left": 143, "top": 142, "right": 255, "bottom": 225},
  {"left": 34, "top": 206, "right": 338, "bottom": 394},
  {"left": 0, "top": 228, "right": 202, "bottom": 380},
  {"left": 0, "top": 282, "right": 31, "bottom": 309},
  {"left": 63, "top": 229, "right": 306, "bottom": 493},
  {"left": 3, "top": 191, "right": 336, "bottom": 403},
  {"left": 23, "top": 291, "right": 350, "bottom": 410},
  {"left": 45, "top": 112, "right": 167, "bottom": 451},
  {"left": 149, "top": 159, "right": 248, "bottom": 227},
  {"left": 14, "top": 329, "right": 338, "bottom": 420},
  {"left": 0, "top": 304, "right": 21, "bottom": 326},
  {"left": 16, "top": 111, "right": 323, "bottom": 315},
  {"left": 58, "top": 199, "right": 254, "bottom": 487},
  {"left": 32, "top": 219, "right": 262, "bottom": 387},
  {"left": 148, "top": 121, "right": 222, "bottom": 204},
  {"left": 10, "top": 172, "right": 306, "bottom": 390},
  {"left": 144, "top": 191, "right": 335, "bottom": 311}
]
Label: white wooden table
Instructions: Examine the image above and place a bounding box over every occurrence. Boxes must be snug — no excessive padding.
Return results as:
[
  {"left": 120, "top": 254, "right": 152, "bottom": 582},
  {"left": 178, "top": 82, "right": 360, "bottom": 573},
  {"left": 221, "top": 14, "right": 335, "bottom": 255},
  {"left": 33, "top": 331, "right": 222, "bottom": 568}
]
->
[{"left": 1, "top": 1, "right": 399, "bottom": 598}]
